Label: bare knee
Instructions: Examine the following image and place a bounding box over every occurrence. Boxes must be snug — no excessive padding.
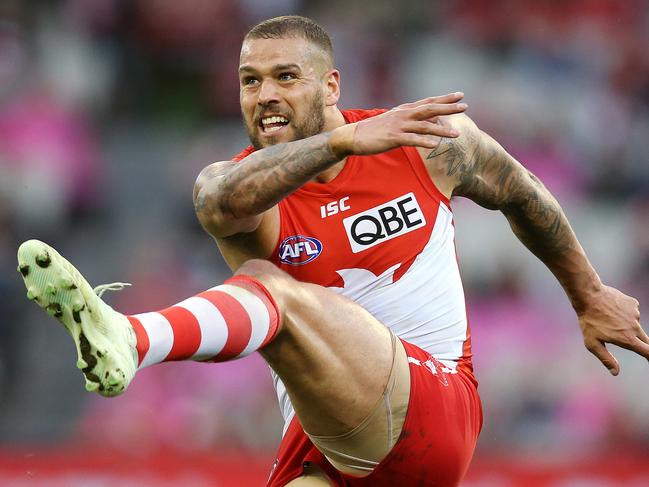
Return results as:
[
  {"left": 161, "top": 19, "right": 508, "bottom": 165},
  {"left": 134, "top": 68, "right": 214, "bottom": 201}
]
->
[
  {"left": 235, "top": 259, "right": 295, "bottom": 313},
  {"left": 235, "top": 259, "right": 288, "bottom": 290},
  {"left": 234, "top": 259, "right": 327, "bottom": 344},
  {"left": 236, "top": 258, "right": 281, "bottom": 279}
]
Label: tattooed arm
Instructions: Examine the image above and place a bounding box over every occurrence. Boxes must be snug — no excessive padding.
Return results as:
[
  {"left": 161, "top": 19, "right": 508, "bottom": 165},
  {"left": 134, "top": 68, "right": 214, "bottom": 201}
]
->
[
  {"left": 425, "top": 114, "right": 647, "bottom": 375},
  {"left": 194, "top": 133, "right": 341, "bottom": 237},
  {"left": 194, "top": 93, "right": 467, "bottom": 238}
]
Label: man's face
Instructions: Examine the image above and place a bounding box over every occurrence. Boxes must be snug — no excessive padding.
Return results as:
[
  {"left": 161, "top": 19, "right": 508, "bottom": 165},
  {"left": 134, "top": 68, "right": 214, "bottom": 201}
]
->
[{"left": 239, "top": 37, "right": 329, "bottom": 149}]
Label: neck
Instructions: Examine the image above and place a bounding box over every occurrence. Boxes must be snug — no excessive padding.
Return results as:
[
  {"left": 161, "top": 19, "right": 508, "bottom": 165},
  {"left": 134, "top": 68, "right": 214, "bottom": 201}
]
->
[
  {"left": 314, "top": 106, "right": 347, "bottom": 183},
  {"left": 323, "top": 106, "right": 347, "bottom": 133}
]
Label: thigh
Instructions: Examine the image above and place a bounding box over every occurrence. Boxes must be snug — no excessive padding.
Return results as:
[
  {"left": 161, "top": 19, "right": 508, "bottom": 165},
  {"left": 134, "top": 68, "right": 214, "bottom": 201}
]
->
[
  {"left": 242, "top": 260, "right": 395, "bottom": 437},
  {"left": 307, "top": 334, "right": 410, "bottom": 476},
  {"left": 268, "top": 340, "right": 482, "bottom": 487}
]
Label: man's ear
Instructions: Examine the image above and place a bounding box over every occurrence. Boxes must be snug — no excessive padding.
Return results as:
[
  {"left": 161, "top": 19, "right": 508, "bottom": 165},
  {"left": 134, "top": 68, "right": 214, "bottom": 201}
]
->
[{"left": 324, "top": 69, "right": 341, "bottom": 106}]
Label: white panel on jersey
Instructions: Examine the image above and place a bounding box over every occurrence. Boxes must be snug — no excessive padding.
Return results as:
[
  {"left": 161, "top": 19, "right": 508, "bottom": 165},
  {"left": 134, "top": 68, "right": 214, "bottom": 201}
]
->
[
  {"left": 333, "top": 202, "right": 468, "bottom": 362},
  {"left": 334, "top": 263, "right": 401, "bottom": 302},
  {"left": 135, "top": 312, "right": 175, "bottom": 368},
  {"left": 217, "top": 284, "right": 270, "bottom": 357},
  {"left": 175, "top": 296, "right": 228, "bottom": 360}
]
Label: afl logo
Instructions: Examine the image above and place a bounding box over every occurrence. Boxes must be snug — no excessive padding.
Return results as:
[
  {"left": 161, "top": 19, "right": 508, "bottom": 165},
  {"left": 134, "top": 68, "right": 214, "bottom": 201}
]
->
[{"left": 278, "top": 235, "right": 323, "bottom": 265}]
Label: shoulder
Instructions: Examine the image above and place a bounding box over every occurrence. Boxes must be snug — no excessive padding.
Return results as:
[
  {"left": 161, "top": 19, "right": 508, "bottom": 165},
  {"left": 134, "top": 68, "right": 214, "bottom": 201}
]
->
[
  {"left": 414, "top": 113, "right": 484, "bottom": 197},
  {"left": 421, "top": 114, "right": 531, "bottom": 208},
  {"left": 416, "top": 113, "right": 482, "bottom": 161}
]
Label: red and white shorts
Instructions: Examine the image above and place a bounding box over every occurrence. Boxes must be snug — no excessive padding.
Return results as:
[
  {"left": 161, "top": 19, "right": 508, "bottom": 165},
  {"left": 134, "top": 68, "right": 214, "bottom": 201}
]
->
[{"left": 267, "top": 339, "right": 483, "bottom": 487}]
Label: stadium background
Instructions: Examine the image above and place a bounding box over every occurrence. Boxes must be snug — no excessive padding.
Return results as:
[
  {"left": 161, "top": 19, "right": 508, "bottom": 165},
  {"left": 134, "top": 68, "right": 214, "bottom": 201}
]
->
[{"left": 1, "top": 0, "right": 648, "bottom": 485}]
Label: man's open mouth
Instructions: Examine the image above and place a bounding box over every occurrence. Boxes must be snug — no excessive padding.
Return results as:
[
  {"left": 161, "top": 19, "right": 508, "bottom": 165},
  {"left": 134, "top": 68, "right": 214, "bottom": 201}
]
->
[{"left": 260, "top": 115, "right": 289, "bottom": 133}]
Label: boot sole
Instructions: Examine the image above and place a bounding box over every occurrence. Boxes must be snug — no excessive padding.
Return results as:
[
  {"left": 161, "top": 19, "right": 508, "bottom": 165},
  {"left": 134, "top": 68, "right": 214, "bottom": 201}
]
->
[{"left": 17, "top": 240, "right": 133, "bottom": 396}]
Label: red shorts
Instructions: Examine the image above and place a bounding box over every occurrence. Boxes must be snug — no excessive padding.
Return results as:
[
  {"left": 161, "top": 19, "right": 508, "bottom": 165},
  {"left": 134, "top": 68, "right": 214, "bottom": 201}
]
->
[{"left": 267, "top": 339, "right": 483, "bottom": 487}]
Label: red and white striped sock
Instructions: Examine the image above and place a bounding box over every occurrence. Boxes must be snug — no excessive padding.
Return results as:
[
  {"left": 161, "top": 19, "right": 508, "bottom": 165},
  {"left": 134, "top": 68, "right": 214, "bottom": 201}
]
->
[{"left": 126, "top": 275, "right": 280, "bottom": 368}]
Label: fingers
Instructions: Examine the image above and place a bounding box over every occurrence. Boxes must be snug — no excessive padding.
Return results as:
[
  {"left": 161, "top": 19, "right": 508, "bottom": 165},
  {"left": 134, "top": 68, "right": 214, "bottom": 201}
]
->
[
  {"left": 411, "top": 102, "right": 468, "bottom": 120},
  {"left": 608, "top": 315, "right": 649, "bottom": 360},
  {"left": 624, "top": 336, "right": 649, "bottom": 361},
  {"left": 585, "top": 331, "right": 649, "bottom": 377},
  {"left": 637, "top": 327, "right": 649, "bottom": 366},
  {"left": 585, "top": 339, "right": 620, "bottom": 376},
  {"left": 402, "top": 121, "right": 460, "bottom": 138},
  {"left": 399, "top": 92, "right": 464, "bottom": 109},
  {"left": 634, "top": 302, "right": 645, "bottom": 340},
  {"left": 399, "top": 133, "right": 444, "bottom": 149},
  {"left": 636, "top": 321, "right": 649, "bottom": 343},
  {"left": 631, "top": 301, "right": 648, "bottom": 358}
]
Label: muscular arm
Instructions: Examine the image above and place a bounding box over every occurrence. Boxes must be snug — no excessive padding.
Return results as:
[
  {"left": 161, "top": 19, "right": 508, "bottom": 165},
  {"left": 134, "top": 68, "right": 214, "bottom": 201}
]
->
[
  {"left": 194, "top": 132, "right": 344, "bottom": 237},
  {"left": 433, "top": 115, "right": 599, "bottom": 310},
  {"left": 194, "top": 94, "right": 466, "bottom": 238},
  {"left": 426, "top": 114, "right": 647, "bottom": 374}
]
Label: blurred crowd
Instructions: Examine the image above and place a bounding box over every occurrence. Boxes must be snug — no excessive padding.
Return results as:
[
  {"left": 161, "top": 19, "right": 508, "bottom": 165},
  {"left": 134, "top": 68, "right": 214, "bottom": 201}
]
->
[{"left": 0, "top": 0, "right": 647, "bottom": 461}]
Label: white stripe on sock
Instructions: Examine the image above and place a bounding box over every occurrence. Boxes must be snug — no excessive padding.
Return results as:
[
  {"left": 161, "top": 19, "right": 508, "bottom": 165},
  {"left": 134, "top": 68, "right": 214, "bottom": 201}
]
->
[
  {"left": 135, "top": 312, "right": 174, "bottom": 368},
  {"left": 218, "top": 284, "right": 270, "bottom": 357},
  {"left": 175, "top": 296, "right": 229, "bottom": 360}
]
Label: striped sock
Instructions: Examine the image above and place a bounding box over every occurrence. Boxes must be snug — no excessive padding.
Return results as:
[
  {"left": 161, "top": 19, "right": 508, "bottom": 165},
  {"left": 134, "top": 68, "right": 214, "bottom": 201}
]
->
[{"left": 126, "top": 275, "right": 280, "bottom": 368}]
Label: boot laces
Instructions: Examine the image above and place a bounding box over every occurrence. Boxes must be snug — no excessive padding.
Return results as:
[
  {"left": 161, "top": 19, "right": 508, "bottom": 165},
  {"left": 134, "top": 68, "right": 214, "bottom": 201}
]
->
[{"left": 93, "top": 282, "right": 132, "bottom": 298}]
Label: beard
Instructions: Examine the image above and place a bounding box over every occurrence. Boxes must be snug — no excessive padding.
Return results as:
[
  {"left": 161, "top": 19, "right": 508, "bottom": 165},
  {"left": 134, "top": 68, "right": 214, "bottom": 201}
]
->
[{"left": 244, "top": 90, "right": 326, "bottom": 150}]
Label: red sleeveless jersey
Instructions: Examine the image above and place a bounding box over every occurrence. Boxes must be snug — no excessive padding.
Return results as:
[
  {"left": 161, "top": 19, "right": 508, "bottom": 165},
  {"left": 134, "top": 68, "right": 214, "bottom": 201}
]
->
[{"left": 233, "top": 108, "right": 474, "bottom": 425}]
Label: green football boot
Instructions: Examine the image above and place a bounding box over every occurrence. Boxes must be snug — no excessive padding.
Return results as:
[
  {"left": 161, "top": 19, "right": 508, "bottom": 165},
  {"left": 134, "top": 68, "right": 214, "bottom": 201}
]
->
[{"left": 17, "top": 239, "right": 138, "bottom": 397}]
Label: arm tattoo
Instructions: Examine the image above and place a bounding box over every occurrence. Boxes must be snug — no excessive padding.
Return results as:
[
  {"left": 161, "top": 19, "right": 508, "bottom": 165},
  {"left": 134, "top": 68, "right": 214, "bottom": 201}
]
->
[
  {"left": 199, "top": 133, "right": 340, "bottom": 219},
  {"left": 426, "top": 139, "right": 453, "bottom": 161},
  {"left": 194, "top": 164, "right": 227, "bottom": 215},
  {"left": 194, "top": 191, "right": 208, "bottom": 215},
  {"left": 427, "top": 126, "right": 579, "bottom": 280},
  {"left": 428, "top": 123, "right": 591, "bottom": 304}
]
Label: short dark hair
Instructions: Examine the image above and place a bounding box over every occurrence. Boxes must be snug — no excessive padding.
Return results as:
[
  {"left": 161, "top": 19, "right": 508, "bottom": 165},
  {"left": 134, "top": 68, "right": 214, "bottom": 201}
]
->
[{"left": 244, "top": 16, "right": 334, "bottom": 67}]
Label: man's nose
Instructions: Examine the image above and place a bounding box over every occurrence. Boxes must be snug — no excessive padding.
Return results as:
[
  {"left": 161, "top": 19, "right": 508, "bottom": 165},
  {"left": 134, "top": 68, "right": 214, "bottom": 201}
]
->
[{"left": 257, "top": 80, "right": 281, "bottom": 105}]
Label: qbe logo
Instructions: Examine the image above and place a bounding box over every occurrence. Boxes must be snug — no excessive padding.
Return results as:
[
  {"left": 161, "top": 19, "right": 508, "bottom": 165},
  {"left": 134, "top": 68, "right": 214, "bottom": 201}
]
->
[
  {"left": 343, "top": 193, "right": 426, "bottom": 253},
  {"left": 278, "top": 235, "right": 323, "bottom": 265}
]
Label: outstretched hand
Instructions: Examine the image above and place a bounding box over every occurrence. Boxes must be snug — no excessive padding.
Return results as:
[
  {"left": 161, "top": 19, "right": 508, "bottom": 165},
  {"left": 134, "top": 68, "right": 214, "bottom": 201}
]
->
[
  {"left": 329, "top": 92, "right": 467, "bottom": 158},
  {"left": 579, "top": 285, "right": 647, "bottom": 375}
]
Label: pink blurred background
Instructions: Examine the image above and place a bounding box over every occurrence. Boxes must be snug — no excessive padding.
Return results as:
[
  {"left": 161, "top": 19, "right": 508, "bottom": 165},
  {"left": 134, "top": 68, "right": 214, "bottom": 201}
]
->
[{"left": 1, "top": 0, "right": 648, "bottom": 485}]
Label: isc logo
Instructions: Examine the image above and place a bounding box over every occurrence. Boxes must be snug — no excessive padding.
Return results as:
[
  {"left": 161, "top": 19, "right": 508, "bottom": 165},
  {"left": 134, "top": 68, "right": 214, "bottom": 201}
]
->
[
  {"left": 343, "top": 193, "right": 426, "bottom": 253},
  {"left": 320, "top": 196, "right": 350, "bottom": 218},
  {"left": 278, "top": 235, "right": 323, "bottom": 265}
]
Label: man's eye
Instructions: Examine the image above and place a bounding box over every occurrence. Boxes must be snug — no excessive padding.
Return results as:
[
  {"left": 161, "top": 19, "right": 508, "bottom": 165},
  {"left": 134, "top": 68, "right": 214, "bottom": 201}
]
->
[
  {"left": 279, "top": 73, "right": 296, "bottom": 81},
  {"left": 242, "top": 77, "right": 258, "bottom": 86}
]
